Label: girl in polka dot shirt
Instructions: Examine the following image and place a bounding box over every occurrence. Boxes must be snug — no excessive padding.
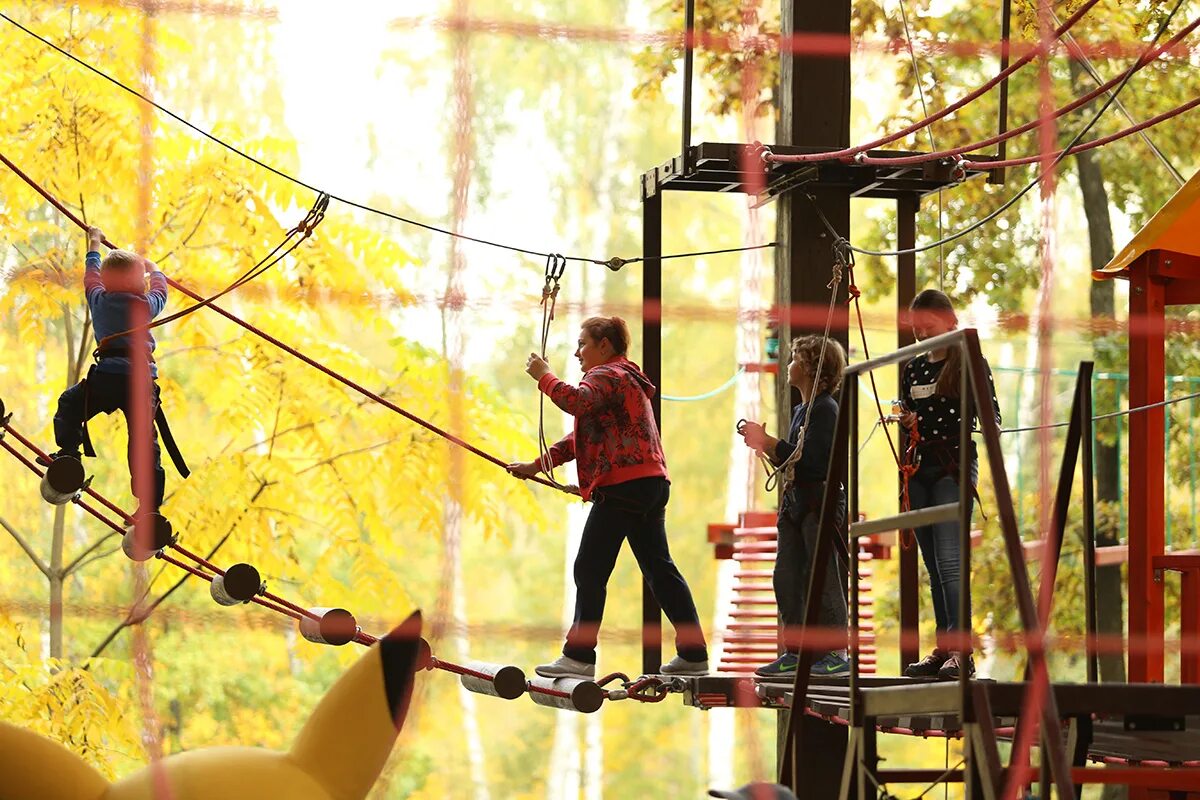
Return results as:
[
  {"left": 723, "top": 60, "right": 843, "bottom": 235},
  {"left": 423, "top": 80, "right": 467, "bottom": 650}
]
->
[{"left": 899, "top": 289, "right": 1001, "bottom": 681}]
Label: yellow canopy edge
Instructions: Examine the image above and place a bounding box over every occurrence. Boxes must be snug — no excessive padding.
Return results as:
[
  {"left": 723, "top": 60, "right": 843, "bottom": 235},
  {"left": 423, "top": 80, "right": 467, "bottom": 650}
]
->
[{"left": 1095, "top": 170, "right": 1200, "bottom": 280}]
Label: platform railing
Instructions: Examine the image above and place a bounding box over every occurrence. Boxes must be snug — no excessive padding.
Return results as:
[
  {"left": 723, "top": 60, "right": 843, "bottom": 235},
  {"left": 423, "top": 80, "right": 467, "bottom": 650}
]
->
[{"left": 777, "top": 328, "right": 1077, "bottom": 798}]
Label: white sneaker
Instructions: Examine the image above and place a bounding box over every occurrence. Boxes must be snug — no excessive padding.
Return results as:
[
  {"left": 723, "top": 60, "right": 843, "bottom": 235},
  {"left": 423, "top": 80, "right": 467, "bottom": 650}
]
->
[
  {"left": 659, "top": 655, "right": 709, "bottom": 676},
  {"left": 534, "top": 656, "right": 596, "bottom": 680}
]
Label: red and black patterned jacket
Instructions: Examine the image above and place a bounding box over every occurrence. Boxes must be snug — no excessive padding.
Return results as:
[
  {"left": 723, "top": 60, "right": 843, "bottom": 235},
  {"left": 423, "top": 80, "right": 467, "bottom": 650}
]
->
[{"left": 537, "top": 356, "right": 669, "bottom": 501}]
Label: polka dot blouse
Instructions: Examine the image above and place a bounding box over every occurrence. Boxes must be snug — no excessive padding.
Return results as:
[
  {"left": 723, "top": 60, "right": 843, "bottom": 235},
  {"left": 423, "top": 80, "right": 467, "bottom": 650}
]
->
[{"left": 901, "top": 354, "right": 1002, "bottom": 452}]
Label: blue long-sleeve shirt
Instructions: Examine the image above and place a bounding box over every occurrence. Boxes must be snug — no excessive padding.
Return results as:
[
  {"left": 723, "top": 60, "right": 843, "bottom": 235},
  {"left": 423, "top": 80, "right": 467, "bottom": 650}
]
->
[
  {"left": 85, "top": 251, "right": 168, "bottom": 378},
  {"left": 773, "top": 391, "right": 842, "bottom": 515}
]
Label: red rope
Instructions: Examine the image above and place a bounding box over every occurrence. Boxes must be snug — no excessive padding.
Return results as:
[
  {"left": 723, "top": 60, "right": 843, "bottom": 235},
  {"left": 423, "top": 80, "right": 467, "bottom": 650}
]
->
[
  {"left": 853, "top": 15, "right": 1200, "bottom": 168},
  {"left": 764, "top": 0, "right": 1102, "bottom": 165},
  {"left": 157, "top": 551, "right": 215, "bottom": 582},
  {"left": 427, "top": 653, "right": 576, "bottom": 701},
  {"left": 0, "top": 434, "right": 125, "bottom": 534},
  {"left": 258, "top": 590, "right": 321, "bottom": 622},
  {"left": 168, "top": 543, "right": 226, "bottom": 576},
  {"left": 0, "top": 149, "right": 568, "bottom": 495},
  {"left": 3, "top": 422, "right": 133, "bottom": 523},
  {"left": 248, "top": 595, "right": 304, "bottom": 622},
  {"left": 1, "top": 423, "right": 347, "bottom": 637},
  {"left": 428, "top": 656, "right": 496, "bottom": 683},
  {"left": 963, "top": 95, "right": 1200, "bottom": 170}
]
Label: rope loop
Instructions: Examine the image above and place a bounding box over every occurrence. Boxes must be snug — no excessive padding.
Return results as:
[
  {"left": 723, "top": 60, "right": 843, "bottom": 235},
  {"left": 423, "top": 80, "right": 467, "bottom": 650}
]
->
[
  {"left": 535, "top": 252, "right": 574, "bottom": 494},
  {"left": 623, "top": 676, "right": 670, "bottom": 703}
]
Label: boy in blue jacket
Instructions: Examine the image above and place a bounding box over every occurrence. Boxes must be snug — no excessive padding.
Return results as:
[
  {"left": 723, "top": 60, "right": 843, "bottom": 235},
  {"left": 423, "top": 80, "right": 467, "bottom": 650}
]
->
[{"left": 46, "top": 226, "right": 169, "bottom": 513}]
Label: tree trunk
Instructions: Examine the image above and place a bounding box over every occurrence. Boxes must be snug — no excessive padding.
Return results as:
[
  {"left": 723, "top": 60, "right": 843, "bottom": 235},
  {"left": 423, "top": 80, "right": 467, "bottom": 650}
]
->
[
  {"left": 49, "top": 506, "right": 65, "bottom": 660},
  {"left": 1070, "top": 57, "right": 1127, "bottom": 800}
]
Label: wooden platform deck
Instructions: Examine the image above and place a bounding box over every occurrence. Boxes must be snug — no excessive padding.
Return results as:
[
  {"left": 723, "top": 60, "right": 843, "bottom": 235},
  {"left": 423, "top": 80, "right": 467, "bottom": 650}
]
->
[{"left": 667, "top": 673, "right": 1200, "bottom": 768}]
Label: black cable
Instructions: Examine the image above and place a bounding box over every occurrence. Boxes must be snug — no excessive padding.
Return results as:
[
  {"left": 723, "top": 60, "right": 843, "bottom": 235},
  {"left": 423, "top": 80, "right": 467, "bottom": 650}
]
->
[
  {"left": 807, "top": 0, "right": 1188, "bottom": 258},
  {"left": 0, "top": 11, "right": 776, "bottom": 269}
]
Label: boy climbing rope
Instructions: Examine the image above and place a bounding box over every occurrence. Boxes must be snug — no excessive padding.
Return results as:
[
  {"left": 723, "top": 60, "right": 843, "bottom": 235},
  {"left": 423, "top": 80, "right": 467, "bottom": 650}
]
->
[{"left": 44, "top": 225, "right": 169, "bottom": 514}]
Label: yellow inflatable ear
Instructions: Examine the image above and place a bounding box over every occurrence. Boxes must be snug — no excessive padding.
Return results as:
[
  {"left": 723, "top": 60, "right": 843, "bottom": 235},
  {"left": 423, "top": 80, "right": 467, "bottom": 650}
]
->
[
  {"left": 290, "top": 610, "right": 424, "bottom": 800},
  {"left": 0, "top": 721, "right": 109, "bottom": 800}
]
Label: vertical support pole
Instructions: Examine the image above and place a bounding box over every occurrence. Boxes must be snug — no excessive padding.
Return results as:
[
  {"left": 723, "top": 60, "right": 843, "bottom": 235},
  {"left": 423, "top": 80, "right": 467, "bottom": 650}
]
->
[
  {"left": 848, "top": 372, "right": 863, "bottom": 800},
  {"left": 849, "top": 372, "right": 861, "bottom": 685},
  {"left": 1036, "top": 365, "right": 1087, "bottom": 631},
  {"left": 681, "top": 0, "right": 695, "bottom": 176},
  {"left": 1081, "top": 363, "right": 1099, "bottom": 684},
  {"left": 642, "top": 181, "right": 664, "bottom": 676},
  {"left": 775, "top": 2, "right": 851, "bottom": 789},
  {"left": 964, "top": 330, "right": 1075, "bottom": 799},
  {"left": 1182, "top": 568, "right": 1199, "bottom": 684},
  {"left": 958, "top": 341, "right": 972, "bottom": 715},
  {"left": 1128, "top": 263, "right": 1166, "bottom": 683},
  {"left": 990, "top": 0, "right": 1012, "bottom": 184},
  {"left": 897, "top": 194, "right": 920, "bottom": 671}
]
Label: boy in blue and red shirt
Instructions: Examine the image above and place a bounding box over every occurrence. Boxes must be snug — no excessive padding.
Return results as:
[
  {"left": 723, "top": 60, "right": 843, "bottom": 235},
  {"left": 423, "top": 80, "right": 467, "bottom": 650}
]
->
[{"left": 47, "top": 226, "right": 169, "bottom": 513}]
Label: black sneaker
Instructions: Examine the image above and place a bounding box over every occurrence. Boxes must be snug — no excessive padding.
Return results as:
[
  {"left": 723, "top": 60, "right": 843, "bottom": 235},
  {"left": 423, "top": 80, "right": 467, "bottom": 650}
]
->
[
  {"left": 36, "top": 450, "right": 79, "bottom": 468},
  {"left": 810, "top": 652, "right": 851, "bottom": 677},
  {"left": 937, "top": 652, "right": 975, "bottom": 680},
  {"left": 754, "top": 652, "right": 799, "bottom": 679},
  {"left": 904, "top": 649, "right": 949, "bottom": 678}
]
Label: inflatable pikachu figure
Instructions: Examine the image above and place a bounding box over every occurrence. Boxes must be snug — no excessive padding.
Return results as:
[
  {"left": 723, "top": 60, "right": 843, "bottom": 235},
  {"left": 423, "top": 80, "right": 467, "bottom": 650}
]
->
[{"left": 0, "top": 611, "right": 426, "bottom": 800}]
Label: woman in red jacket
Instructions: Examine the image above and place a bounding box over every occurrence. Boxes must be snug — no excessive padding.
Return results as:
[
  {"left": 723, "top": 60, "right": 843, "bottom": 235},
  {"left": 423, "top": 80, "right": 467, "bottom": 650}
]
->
[{"left": 509, "top": 316, "right": 709, "bottom": 679}]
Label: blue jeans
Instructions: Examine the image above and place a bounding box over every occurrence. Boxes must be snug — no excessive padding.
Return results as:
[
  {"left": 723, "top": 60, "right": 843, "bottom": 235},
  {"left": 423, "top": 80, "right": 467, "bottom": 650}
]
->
[{"left": 908, "top": 454, "right": 978, "bottom": 647}]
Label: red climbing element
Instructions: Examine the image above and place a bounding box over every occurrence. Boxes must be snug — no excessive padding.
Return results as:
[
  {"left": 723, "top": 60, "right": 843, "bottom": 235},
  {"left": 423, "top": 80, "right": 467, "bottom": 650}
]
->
[
  {"left": 852, "top": 14, "right": 1200, "bottom": 169},
  {"left": 764, "top": 0, "right": 1103, "bottom": 165},
  {"left": 210, "top": 563, "right": 265, "bottom": 607},
  {"left": 961, "top": 95, "right": 1200, "bottom": 171},
  {"left": 897, "top": 421, "right": 922, "bottom": 550}
]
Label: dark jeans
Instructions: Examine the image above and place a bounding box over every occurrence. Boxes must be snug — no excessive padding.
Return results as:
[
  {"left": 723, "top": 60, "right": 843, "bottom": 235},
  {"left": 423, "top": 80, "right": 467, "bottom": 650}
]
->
[
  {"left": 563, "top": 477, "right": 708, "bottom": 665},
  {"left": 775, "top": 492, "right": 848, "bottom": 654},
  {"left": 909, "top": 453, "right": 978, "bottom": 649},
  {"left": 53, "top": 369, "right": 165, "bottom": 510}
]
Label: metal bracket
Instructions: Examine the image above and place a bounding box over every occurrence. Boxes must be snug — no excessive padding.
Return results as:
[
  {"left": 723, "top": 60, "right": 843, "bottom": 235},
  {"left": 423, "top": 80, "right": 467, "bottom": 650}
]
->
[{"left": 1124, "top": 714, "right": 1185, "bottom": 732}]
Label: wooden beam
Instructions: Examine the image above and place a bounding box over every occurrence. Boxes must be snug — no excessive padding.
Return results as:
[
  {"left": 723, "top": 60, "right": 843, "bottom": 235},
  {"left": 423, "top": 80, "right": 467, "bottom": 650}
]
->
[{"left": 1128, "top": 265, "right": 1166, "bottom": 683}]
